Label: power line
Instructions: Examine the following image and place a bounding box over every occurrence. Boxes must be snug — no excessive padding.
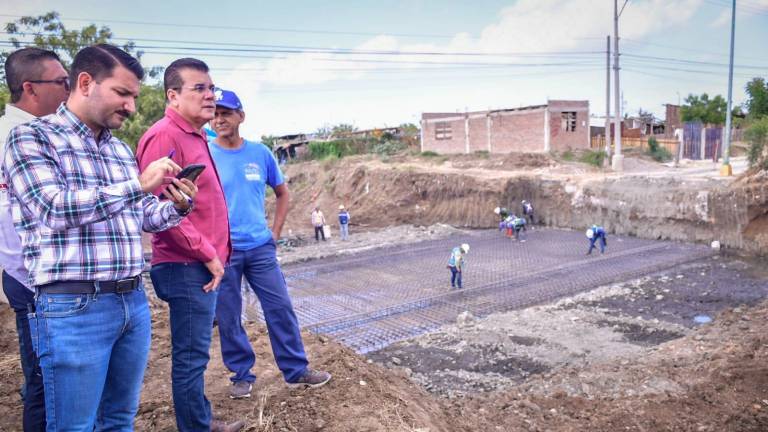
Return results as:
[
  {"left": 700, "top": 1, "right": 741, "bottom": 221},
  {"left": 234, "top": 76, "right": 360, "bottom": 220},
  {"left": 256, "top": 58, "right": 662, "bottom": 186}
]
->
[{"left": 0, "top": 13, "right": 457, "bottom": 39}]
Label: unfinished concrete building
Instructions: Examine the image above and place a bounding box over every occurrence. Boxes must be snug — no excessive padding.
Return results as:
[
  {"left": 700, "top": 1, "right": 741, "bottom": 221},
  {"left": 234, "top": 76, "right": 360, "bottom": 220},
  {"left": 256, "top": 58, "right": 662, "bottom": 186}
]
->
[{"left": 420, "top": 100, "right": 590, "bottom": 154}]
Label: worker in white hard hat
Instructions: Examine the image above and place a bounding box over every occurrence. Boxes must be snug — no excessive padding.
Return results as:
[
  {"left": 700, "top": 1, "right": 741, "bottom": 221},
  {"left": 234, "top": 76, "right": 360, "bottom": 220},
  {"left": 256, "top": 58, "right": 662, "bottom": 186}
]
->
[
  {"left": 586, "top": 224, "right": 607, "bottom": 255},
  {"left": 446, "top": 243, "right": 470, "bottom": 289},
  {"left": 521, "top": 200, "right": 535, "bottom": 227},
  {"left": 338, "top": 204, "right": 351, "bottom": 241}
]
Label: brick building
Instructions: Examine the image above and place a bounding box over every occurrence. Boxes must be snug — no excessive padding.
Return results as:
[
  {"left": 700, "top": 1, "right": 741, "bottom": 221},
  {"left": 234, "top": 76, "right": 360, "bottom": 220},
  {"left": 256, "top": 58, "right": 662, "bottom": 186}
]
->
[{"left": 420, "top": 100, "right": 590, "bottom": 154}]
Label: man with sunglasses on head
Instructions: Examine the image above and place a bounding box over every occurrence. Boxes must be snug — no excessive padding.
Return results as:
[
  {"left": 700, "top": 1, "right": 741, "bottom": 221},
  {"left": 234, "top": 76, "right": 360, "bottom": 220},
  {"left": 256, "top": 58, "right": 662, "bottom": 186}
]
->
[
  {"left": 4, "top": 44, "right": 197, "bottom": 430},
  {"left": 0, "top": 47, "right": 69, "bottom": 431},
  {"left": 136, "top": 58, "right": 243, "bottom": 432}
]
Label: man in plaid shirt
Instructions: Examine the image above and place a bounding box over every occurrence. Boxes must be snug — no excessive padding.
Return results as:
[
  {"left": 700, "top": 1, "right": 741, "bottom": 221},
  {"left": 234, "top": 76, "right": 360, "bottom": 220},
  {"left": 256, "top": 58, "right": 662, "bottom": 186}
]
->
[{"left": 3, "top": 44, "right": 198, "bottom": 430}]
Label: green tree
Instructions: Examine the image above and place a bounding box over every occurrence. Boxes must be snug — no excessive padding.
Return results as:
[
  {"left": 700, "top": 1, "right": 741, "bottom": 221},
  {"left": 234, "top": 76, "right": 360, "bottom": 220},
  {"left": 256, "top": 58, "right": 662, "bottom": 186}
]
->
[
  {"left": 680, "top": 93, "right": 727, "bottom": 125},
  {"left": 331, "top": 123, "right": 357, "bottom": 137},
  {"left": 112, "top": 83, "right": 165, "bottom": 150},
  {"left": 0, "top": 11, "right": 165, "bottom": 146},
  {"left": 260, "top": 135, "right": 279, "bottom": 150},
  {"left": 745, "top": 77, "right": 768, "bottom": 120},
  {"left": 745, "top": 116, "right": 768, "bottom": 170}
]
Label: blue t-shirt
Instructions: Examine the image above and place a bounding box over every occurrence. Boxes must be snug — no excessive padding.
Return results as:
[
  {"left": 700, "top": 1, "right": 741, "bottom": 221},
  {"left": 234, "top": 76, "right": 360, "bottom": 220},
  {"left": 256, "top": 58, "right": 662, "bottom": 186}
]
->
[{"left": 209, "top": 139, "right": 284, "bottom": 250}]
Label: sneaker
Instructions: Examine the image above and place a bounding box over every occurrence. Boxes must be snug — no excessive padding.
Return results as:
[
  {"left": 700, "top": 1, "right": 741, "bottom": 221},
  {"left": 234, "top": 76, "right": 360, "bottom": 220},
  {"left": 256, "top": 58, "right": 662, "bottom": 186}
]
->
[
  {"left": 288, "top": 369, "right": 332, "bottom": 389},
  {"left": 229, "top": 381, "right": 252, "bottom": 399},
  {"left": 211, "top": 419, "right": 245, "bottom": 432}
]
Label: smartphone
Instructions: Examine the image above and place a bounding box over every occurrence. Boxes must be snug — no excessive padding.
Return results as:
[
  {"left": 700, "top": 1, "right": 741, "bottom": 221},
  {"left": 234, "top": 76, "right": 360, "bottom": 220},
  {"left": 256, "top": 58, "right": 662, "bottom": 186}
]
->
[
  {"left": 159, "top": 164, "right": 206, "bottom": 199},
  {"left": 176, "top": 163, "right": 206, "bottom": 182}
]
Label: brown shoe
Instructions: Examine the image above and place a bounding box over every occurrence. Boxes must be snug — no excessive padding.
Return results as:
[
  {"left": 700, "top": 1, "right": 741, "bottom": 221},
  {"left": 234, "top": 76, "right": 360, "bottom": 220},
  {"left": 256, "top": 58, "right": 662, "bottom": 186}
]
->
[{"left": 211, "top": 419, "right": 245, "bottom": 432}]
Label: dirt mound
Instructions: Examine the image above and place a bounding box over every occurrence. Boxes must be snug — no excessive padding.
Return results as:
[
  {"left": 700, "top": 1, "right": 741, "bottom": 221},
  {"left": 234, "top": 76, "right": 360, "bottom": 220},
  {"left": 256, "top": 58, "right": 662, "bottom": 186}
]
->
[{"left": 2, "top": 289, "right": 768, "bottom": 430}]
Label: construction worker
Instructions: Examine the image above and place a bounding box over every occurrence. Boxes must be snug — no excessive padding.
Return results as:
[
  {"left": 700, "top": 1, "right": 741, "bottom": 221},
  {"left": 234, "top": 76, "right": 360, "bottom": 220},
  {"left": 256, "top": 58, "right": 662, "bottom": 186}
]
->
[
  {"left": 504, "top": 214, "right": 516, "bottom": 238},
  {"left": 586, "top": 225, "right": 608, "bottom": 255},
  {"left": 447, "top": 243, "right": 469, "bottom": 289},
  {"left": 522, "top": 200, "right": 535, "bottom": 226},
  {"left": 512, "top": 215, "right": 527, "bottom": 241},
  {"left": 338, "top": 205, "right": 350, "bottom": 240},
  {"left": 494, "top": 207, "right": 509, "bottom": 233},
  {"left": 311, "top": 206, "right": 326, "bottom": 242}
]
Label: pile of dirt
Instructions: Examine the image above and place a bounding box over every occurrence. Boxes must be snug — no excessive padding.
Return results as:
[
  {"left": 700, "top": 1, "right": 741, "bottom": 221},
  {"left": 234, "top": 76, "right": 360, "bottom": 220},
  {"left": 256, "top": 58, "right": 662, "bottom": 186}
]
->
[{"left": 2, "top": 286, "right": 768, "bottom": 430}]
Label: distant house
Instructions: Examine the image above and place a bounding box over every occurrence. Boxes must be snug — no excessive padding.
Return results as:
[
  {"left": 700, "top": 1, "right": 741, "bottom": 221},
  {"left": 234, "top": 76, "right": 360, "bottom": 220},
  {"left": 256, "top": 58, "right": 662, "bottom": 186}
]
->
[{"left": 420, "top": 100, "right": 590, "bottom": 154}]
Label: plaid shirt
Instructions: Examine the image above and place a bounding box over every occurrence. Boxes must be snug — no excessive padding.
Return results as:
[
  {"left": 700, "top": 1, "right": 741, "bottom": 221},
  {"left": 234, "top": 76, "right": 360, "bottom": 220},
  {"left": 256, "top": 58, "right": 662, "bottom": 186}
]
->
[{"left": 2, "top": 104, "right": 183, "bottom": 287}]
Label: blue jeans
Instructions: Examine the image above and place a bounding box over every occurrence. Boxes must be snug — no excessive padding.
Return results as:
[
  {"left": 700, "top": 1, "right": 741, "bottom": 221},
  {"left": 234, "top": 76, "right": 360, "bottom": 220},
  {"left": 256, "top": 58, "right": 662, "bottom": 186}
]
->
[
  {"left": 216, "top": 240, "right": 308, "bottom": 384},
  {"left": 449, "top": 266, "right": 462, "bottom": 288},
  {"left": 150, "top": 262, "right": 218, "bottom": 432},
  {"left": 2, "top": 271, "right": 45, "bottom": 431},
  {"left": 588, "top": 235, "right": 607, "bottom": 254},
  {"left": 30, "top": 284, "right": 150, "bottom": 431},
  {"left": 339, "top": 223, "right": 349, "bottom": 240}
]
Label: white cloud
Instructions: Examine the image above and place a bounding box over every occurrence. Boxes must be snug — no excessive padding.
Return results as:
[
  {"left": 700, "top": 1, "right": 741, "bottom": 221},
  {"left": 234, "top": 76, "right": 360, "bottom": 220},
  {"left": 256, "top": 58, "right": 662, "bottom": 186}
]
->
[{"left": 712, "top": 0, "right": 768, "bottom": 27}]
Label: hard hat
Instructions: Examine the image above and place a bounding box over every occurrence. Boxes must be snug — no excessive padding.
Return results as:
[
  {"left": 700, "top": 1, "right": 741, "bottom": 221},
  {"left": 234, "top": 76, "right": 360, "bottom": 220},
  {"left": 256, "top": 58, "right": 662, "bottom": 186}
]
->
[
  {"left": 339, "top": 205, "right": 345, "bottom": 210},
  {"left": 521, "top": 200, "right": 526, "bottom": 204},
  {"left": 586, "top": 229, "right": 594, "bottom": 239},
  {"left": 460, "top": 243, "right": 470, "bottom": 253},
  {"left": 493, "top": 207, "right": 501, "bottom": 215}
]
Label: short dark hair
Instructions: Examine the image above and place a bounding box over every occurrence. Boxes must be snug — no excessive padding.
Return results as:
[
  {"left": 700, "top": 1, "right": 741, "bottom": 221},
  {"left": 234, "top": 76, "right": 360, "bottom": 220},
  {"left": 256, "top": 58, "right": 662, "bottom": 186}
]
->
[
  {"left": 164, "top": 58, "right": 209, "bottom": 101},
  {"left": 5, "top": 47, "right": 62, "bottom": 103},
  {"left": 69, "top": 44, "right": 144, "bottom": 90}
]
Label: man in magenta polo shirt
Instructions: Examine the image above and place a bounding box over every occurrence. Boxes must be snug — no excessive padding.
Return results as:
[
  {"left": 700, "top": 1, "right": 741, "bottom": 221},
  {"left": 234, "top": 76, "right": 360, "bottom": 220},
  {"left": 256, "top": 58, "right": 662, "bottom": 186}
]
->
[{"left": 136, "top": 58, "right": 242, "bottom": 432}]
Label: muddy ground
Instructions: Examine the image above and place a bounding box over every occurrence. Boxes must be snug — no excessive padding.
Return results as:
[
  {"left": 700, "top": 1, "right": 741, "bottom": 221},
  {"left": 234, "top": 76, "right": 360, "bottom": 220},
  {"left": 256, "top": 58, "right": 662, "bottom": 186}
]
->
[{"left": 0, "top": 238, "right": 767, "bottom": 431}]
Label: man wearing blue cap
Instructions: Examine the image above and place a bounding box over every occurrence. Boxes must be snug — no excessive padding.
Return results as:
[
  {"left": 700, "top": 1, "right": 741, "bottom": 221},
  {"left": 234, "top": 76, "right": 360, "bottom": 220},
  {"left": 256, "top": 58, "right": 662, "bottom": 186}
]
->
[{"left": 209, "top": 89, "right": 331, "bottom": 399}]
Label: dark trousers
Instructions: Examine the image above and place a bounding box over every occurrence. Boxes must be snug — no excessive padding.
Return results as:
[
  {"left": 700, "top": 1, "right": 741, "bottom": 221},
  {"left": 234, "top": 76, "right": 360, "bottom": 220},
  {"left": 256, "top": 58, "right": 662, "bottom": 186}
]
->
[
  {"left": 314, "top": 225, "right": 325, "bottom": 241},
  {"left": 449, "top": 266, "right": 462, "bottom": 288},
  {"left": 2, "top": 271, "right": 46, "bottom": 431},
  {"left": 588, "top": 235, "right": 607, "bottom": 254}
]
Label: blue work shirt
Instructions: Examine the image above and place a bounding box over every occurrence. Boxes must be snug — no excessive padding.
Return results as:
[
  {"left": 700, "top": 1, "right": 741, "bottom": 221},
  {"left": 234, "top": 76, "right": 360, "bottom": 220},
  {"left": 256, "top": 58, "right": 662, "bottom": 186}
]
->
[{"left": 209, "top": 139, "right": 284, "bottom": 250}]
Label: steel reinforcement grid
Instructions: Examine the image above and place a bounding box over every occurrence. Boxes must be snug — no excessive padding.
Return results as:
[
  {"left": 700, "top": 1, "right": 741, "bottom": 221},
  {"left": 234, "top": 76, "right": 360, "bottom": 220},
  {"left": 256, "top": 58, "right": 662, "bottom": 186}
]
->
[{"left": 242, "top": 228, "right": 713, "bottom": 354}]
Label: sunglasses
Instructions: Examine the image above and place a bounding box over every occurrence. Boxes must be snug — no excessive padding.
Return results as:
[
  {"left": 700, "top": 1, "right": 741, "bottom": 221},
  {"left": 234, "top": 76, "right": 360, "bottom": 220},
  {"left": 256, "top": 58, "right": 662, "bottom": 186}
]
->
[{"left": 27, "top": 77, "right": 71, "bottom": 91}]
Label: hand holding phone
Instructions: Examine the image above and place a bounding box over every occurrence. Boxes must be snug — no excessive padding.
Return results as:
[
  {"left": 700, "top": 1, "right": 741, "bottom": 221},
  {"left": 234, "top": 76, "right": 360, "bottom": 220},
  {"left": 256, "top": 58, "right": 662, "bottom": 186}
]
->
[{"left": 159, "top": 164, "right": 206, "bottom": 199}]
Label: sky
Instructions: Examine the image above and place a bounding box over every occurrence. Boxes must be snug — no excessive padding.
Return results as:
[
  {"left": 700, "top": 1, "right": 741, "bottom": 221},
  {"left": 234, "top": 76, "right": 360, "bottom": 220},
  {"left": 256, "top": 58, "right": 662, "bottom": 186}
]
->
[{"left": 1, "top": 0, "right": 767, "bottom": 138}]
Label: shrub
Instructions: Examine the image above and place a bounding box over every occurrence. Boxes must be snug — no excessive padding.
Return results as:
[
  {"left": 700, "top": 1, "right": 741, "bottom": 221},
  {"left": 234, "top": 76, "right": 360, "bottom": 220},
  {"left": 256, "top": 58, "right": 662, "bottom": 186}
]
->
[
  {"left": 420, "top": 151, "right": 439, "bottom": 157},
  {"left": 579, "top": 150, "right": 605, "bottom": 167},
  {"left": 646, "top": 137, "right": 673, "bottom": 162},
  {"left": 746, "top": 117, "right": 768, "bottom": 169},
  {"left": 561, "top": 150, "right": 575, "bottom": 161},
  {"left": 372, "top": 140, "right": 406, "bottom": 156}
]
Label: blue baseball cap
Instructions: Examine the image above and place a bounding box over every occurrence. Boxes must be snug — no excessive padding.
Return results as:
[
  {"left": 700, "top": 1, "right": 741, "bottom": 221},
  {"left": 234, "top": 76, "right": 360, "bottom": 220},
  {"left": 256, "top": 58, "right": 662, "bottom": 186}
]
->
[{"left": 214, "top": 88, "right": 243, "bottom": 110}]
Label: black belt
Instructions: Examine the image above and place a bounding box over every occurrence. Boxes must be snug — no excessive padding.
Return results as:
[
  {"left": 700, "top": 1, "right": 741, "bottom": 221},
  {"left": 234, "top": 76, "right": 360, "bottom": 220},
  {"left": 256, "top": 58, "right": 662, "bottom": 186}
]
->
[{"left": 36, "top": 275, "right": 141, "bottom": 294}]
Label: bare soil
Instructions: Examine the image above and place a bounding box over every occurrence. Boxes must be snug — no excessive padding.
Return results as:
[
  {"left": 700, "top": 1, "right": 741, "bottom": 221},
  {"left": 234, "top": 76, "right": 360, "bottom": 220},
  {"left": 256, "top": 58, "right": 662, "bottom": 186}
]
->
[{"left": 1, "top": 248, "right": 767, "bottom": 431}]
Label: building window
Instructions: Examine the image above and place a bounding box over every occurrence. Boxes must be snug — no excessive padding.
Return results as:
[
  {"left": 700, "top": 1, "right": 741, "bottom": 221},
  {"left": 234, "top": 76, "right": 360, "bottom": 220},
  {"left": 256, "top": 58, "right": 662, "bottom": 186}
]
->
[
  {"left": 435, "top": 122, "right": 452, "bottom": 140},
  {"left": 561, "top": 112, "right": 577, "bottom": 132}
]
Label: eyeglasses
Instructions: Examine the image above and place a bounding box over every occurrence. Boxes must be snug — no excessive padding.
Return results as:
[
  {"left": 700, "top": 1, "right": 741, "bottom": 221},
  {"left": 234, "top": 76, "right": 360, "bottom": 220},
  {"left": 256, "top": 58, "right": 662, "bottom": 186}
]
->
[
  {"left": 26, "top": 78, "right": 70, "bottom": 91},
  {"left": 173, "top": 84, "right": 217, "bottom": 94}
]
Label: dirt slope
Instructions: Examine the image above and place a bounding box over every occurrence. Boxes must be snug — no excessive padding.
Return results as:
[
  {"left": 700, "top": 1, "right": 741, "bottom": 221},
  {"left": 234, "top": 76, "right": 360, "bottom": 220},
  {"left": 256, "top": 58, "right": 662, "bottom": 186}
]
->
[{"left": 276, "top": 153, "right": 768, "bottom": 254}]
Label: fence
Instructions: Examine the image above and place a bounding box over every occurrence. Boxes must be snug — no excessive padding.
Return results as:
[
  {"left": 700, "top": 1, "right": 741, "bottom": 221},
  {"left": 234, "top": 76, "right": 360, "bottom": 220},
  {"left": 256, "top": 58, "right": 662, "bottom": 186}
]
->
[{"left": 591, "top": 136, "right": 679, "bottom": 155}]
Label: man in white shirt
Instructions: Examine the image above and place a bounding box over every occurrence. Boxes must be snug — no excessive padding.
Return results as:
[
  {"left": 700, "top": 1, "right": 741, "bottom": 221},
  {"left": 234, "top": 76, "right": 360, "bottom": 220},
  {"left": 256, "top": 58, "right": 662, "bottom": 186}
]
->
[{"left": 0, "top": 47, "right": 69, "bottom": 431}]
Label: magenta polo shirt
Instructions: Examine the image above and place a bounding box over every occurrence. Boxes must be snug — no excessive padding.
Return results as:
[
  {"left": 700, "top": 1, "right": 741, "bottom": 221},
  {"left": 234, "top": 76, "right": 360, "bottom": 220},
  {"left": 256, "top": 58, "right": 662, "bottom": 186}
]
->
[{"left": 136, "top": 108, "right": 231, "bottom": 265}]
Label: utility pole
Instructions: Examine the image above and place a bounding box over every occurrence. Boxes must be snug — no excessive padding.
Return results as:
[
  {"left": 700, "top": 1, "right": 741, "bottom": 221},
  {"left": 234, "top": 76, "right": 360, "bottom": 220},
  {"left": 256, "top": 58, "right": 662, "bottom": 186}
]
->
[
  {"left": 605, "top": 35, "right": 611, "bottom": 162},
  {"left": 721, "top": 0, "right": 736, "bottom": 176},
  {"left": 612, "top": 0, "right": 625, "bottom": 171}
]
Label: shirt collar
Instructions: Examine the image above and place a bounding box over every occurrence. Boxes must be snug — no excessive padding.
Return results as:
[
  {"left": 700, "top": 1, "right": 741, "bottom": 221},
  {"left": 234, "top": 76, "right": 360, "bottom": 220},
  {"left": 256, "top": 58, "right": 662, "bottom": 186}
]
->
[
  {"left": 56, "top": 103, "right": 113, "bottom": 143},
  {"left": 2, "top": 104, "right": 36, "bottom": 123},
  {"left": 165, "top": 107, "right": 205, "bottom": 138}
]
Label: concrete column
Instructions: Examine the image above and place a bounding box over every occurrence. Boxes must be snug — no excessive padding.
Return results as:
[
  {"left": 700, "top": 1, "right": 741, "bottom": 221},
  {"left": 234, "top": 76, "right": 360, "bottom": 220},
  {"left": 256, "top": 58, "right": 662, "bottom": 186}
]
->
[
  {"left": 700, "top": 127, "right": 707, "bottom": 160},
  {"left": 419, "top": 120, "right": 425, "bottom": 153},
  {"left": 464, "top": 114, "right": 470, "bottom": 154},
  {"left": 487, "top": 114, "right": 492, "bottom": 152},
  {"left": 544, "top": 108, "right": 551, "bottom": 152}
]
